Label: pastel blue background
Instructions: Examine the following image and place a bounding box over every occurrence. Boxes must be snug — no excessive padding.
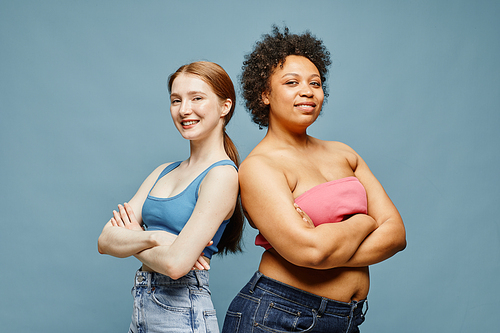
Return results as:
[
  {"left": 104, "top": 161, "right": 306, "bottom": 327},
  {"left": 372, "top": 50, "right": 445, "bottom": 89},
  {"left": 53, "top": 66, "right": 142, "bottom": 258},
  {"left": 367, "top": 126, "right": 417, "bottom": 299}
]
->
[{"left": 1, "top": 1, "right": 499, "bottom": 332}]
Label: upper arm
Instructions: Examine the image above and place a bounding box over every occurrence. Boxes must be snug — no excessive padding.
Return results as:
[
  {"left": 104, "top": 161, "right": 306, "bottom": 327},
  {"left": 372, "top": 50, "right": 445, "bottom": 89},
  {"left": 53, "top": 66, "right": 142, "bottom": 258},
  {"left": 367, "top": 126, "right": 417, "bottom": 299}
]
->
[
  {"left": 239, "top": 157, "right": 317, "bottom": 264},
  {"left": 165, "top": 165, "right": 239, "bottom": 267},
  {"left": 350, "top": 146, "right": 406, "bottom": 247},
  {"left": 350, "top": 147, "right": 403, "bottom": 228}
]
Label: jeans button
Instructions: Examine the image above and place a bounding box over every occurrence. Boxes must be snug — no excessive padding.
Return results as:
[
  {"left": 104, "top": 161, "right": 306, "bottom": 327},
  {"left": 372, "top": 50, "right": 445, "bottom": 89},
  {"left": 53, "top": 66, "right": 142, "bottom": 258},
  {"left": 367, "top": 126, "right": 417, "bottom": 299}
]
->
[{"left": 137, "top": 276, "right": 144, "bottom": 282}]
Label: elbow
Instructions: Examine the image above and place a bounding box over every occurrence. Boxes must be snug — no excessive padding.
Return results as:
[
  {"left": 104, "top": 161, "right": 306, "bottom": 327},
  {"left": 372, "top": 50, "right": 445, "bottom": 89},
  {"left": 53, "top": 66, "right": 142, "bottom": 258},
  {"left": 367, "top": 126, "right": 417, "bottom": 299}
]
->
[
  {"left": 97, "top": 236, "right": 107, "bottom": 255},
  {"left": 162, "top": 260, "right": 190, "bottom": 280},
  {"left": 394, "top": 224, "right": 407, "bottom": 252},
  {"left": 302, "top": 249, "right": 327, "bottom": 267},
  {"left": 386, "top": 229, "right": 407, "bottom": 255},
  {"left": 168, "top": 269, "right": 188, "bottom": 280},
  {"left": 297, "top": 246, "right": 346, "bottom": 269},
  {"left": 395, "top": 234, "right": 407, "bottom": 252}
]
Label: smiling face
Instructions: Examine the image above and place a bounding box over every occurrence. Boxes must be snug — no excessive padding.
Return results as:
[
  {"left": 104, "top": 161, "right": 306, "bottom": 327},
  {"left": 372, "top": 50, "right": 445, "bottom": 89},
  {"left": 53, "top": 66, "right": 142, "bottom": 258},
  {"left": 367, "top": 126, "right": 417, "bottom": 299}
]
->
[
  {"left": 169, "top": 74, "right": 231, "bottom": 141},
  {"left": 262, "top": 55, "right": 324, "bottom": 130}
]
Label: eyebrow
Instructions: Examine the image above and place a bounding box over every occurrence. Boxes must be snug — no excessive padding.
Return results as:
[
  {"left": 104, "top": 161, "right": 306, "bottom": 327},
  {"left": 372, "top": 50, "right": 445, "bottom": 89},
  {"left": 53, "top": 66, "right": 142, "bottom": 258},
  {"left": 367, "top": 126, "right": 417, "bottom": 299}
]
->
[
  {"left": 170, "top": 90, "right": 207, "bottom": 97},
  {"left": 282, "top": 73, "right": 321, "bottom": 79}
]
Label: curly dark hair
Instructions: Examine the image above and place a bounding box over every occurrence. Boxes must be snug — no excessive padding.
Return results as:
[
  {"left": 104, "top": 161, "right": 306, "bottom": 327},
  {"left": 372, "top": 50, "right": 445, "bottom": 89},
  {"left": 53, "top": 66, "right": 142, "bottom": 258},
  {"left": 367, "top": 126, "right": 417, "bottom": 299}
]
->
[{"left": 241, "top": 26, "right": 331, "bottom": 128}]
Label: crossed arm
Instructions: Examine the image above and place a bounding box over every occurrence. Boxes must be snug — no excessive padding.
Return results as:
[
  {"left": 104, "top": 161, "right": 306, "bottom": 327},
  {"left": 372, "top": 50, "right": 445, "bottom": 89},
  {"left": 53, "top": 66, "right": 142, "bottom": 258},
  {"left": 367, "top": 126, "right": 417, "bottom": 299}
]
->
[
  {"left": 99, "top": 203, "right": 211, "bottom": 270},
  {"left": 240, "top": 148, "right": 405, "bottom": 270},
  {"left": 98, "top": 164, "right": 239, "bottom": 279}
]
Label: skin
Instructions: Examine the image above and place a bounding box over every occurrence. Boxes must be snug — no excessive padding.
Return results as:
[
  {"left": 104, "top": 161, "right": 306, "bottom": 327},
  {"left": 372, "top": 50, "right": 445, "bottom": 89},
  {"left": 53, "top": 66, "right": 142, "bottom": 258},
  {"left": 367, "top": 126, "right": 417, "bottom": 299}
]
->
[
  {"left": 98, "top": 74, "right": 239, "bottom": 280},
  {"left": 239, "top": 55, "right": 406, "bottom": 302}
]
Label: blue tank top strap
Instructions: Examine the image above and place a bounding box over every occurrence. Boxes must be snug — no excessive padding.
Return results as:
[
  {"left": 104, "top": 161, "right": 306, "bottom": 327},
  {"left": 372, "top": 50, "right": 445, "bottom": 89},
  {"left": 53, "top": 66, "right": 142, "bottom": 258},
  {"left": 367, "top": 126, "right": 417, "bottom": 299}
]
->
[
  {"left": 148, "top": 161, "right": 182, "bottom": 196},
  {"left": 193, "top": 160, "right": 237, "bottom": 200}
]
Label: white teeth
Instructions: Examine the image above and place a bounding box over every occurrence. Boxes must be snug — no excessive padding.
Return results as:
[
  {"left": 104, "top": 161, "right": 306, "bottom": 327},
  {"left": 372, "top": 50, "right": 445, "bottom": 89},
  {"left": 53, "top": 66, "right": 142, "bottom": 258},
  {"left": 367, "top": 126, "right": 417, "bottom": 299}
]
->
[
  {"left": 296, "top": 104, "right": 314, "bottom": 107},
  {"left": 182, "top": 120, "right": 198, "bottom": 126}
]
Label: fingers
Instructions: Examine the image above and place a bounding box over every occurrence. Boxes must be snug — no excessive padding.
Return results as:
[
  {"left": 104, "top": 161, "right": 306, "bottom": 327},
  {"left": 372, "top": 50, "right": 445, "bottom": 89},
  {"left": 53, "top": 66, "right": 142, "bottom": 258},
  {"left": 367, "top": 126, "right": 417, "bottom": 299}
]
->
[
  {"left": 193, "top": 260, "right": 205, "bottom": 270},
  {"left": 124, "top": 203, "right": 138, "bottom": 223},
  {"left": 118, "top": 204, "right": 131, "bottom": 225},
  {"left": 294, "top": 203, "right": 306, "bottom": 220},
  {"left": 294, "top": 203, "right": 314, "bottom": 227},
  {"left": 197, "top": 255, "right": 211, "bottom": 270},
  {"left": 112, "top": 210, "right": 124, "bottom": 227}
]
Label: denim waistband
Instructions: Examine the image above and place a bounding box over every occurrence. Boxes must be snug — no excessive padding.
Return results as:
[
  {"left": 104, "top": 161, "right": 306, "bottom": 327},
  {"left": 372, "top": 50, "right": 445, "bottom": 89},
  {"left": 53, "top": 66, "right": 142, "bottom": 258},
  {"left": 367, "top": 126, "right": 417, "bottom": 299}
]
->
[
  {"left": 133, "top": 269, "right": 209, "bottom": 288},
  {"left": 248, "top": 271, "right": 367, "bottom": 317}
]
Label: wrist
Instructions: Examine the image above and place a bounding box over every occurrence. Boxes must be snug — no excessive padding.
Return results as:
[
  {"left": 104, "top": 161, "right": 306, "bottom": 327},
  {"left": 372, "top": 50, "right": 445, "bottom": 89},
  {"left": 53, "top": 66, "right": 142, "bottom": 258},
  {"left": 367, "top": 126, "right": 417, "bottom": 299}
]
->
[
  {"left": 147, "top": 230, "right": 176, "bottom": 247},
  {"left": 147, "top": 232, "right": 161, "bottom": 247}
]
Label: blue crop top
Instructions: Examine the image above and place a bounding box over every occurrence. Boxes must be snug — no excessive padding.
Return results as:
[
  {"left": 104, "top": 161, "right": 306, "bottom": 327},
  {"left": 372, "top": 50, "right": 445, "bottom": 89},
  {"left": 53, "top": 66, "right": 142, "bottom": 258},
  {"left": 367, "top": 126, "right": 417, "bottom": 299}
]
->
[{"left": 142, "top": 160, "right": 237, "bottom": 258}]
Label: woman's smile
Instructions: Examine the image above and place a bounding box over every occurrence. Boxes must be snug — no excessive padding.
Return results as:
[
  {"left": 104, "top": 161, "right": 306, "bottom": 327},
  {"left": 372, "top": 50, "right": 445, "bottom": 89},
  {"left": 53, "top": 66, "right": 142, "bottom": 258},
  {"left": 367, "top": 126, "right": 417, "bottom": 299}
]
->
[
  {"left": 181, "top": 119, "right": 200, "bottom": 128},
  {"left": 263, "top": 55, "right": 324, "bottom": 128},
  {"left": 295, "top": 102, "right": 317, "bottom": 113}
]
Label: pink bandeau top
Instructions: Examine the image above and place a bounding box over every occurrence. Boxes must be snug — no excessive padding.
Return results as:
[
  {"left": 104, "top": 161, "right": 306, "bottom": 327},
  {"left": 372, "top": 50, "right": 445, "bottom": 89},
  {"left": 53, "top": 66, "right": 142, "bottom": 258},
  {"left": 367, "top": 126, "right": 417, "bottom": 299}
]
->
[{"left": 255, "top": 177, "right": 368, "bottom": 250}]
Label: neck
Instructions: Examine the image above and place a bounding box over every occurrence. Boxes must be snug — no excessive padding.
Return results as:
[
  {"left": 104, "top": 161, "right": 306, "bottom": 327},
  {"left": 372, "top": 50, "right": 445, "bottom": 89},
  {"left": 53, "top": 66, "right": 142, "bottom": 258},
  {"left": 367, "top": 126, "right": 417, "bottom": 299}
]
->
[
  {"left": 265, "top": 120, "right": 311, "bottom": 149},
  {"left": 187, "top": 129, "right": 228, "bottom": 166}
]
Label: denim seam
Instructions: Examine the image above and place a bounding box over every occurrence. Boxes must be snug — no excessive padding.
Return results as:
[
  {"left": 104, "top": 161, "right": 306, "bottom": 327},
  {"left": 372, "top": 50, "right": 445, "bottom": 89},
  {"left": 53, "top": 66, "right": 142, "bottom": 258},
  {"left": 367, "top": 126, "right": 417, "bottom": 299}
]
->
[
  {"left": 236, "top": 292, "right": 260, "bottom": 303},
  {"left": 255, "top": 285, "right": 350, "bottom": 318}
]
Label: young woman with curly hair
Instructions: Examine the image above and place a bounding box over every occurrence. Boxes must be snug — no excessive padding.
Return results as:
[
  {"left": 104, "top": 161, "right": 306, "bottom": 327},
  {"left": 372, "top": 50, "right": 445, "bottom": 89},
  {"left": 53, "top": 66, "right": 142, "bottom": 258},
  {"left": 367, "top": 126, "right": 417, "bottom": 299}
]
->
[
  {"left": 222, "top": 27, "right": 406, "bottom": 333},
  {"left": 98, "top": 61, "right": 244, "bottom": 333}
]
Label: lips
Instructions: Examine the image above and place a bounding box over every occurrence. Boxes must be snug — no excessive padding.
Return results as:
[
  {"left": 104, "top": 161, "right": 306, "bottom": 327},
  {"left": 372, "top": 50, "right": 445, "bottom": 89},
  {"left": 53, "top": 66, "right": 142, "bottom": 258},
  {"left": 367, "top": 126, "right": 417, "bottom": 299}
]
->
[
  {"left": 295, "top": 102, "right": 317, "bottom": 113},
  {"left": 181, "top": 120, "right": 199, "bottom": 126},
  {"left": 295, "top": 102, "right": 316, "bottom": 108}
]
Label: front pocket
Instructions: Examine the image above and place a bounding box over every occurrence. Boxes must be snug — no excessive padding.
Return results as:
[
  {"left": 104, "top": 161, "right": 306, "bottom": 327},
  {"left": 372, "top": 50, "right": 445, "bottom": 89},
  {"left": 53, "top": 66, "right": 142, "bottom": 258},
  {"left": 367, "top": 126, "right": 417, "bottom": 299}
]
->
[
  {"left": 151, "top": 286, "right": 191, "bottom": 311},
  {"left": 257, "top": 300, "right": 315, "bottom": 332}
]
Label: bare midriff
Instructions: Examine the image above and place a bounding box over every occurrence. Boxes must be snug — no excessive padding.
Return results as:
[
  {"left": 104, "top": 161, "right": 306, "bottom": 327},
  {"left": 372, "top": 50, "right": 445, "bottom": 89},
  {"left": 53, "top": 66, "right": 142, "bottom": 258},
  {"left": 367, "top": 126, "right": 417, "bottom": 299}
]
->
[{"left": 259, "top": 249, "right": 369, "bottom": 303}]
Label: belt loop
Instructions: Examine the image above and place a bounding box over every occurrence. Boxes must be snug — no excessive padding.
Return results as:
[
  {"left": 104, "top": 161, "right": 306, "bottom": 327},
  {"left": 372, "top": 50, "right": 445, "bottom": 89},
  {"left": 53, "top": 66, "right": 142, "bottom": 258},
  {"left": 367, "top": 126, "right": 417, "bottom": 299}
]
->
[
  {"left": 249, "top": 271, "right": 262, "bottom": 293},
  {"left": 317, "top": 298, "right": 327, "bottom": 316},
  {"left": 346, "top": 300, "right": 365, "bottom": 332},
  {"left": 146, "top": 272, "right": 152, "bottom": 293},
  {"left": 195, "top": 270, "right": 203, "bottom": 288}
]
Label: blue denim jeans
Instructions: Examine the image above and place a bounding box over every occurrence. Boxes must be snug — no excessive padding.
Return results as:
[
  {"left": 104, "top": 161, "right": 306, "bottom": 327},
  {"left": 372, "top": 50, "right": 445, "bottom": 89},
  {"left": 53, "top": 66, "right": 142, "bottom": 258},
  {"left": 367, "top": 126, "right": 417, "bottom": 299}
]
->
[
  {"left": 222, "top": 272, "right": 367, "bottom": 333},
  {"left": 128, "top": 269, "right": 219, "bottom": 333}
]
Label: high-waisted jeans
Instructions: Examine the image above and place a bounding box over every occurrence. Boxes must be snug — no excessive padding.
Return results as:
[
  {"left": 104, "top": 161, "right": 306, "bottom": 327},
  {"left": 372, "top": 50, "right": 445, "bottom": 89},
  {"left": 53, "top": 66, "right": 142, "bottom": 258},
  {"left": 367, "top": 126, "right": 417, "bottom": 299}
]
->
[
  {"left": 222, "top": 271, "right": 367, "bottom": 333},
  {"left": 128, "top": 269, "right": 219, "bottom": 333}
]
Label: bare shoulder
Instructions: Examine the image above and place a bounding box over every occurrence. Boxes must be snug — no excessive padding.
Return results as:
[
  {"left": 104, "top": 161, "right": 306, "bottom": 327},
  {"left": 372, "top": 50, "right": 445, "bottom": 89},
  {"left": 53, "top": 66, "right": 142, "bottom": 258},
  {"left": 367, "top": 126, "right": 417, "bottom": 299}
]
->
[
  {"left": 239, "top": 150, "right": 283, "bottom": 183},
  {"left": 204, "top": 163, "right": 238, "bottom": 183},
  {"left": 316, "top": 139, "right": 361, "bottom": 171},
  {"left": 320, "top": 139, "right": 356, "bottom": 154}
]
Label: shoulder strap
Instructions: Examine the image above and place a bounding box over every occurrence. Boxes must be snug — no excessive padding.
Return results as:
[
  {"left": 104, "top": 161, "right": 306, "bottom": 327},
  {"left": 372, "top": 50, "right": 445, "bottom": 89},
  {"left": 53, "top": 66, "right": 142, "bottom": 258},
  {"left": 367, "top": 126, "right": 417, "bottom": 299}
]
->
[
  {"left": 148, "top": 161, "right": 182, "bottom": 195},
  {"left": 193, "top": 160, "right": 237, "bottom": 200}
]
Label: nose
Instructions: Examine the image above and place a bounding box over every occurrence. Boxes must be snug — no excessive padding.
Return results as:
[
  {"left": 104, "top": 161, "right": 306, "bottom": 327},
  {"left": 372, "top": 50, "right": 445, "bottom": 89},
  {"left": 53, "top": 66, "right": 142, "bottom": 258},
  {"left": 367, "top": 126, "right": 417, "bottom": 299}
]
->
[
  {"left": 178, "top": 101, "right": 192, "bottom": 116},
  {"left": 299, "top": 83, "right": 313, "bottom": 97}
]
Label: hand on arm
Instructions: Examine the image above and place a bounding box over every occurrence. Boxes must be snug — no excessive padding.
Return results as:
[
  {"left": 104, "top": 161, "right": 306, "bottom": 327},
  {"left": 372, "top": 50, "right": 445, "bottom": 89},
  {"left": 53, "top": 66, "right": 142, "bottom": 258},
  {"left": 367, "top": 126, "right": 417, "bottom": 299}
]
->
[
  {"left": 293, "top": 203, "right": 315, "bottom": 228},
  {"left": 98, "top": 202, "right": 171, "bottom": 258},
  {"left": 294, "top": 204, "right": 389, "bottom": 267},
  {"left": 134, "top": 240, "right": 213, "bottom": 272},
  {"left": 107, "top": 202, "right": 212, "bottom": 271},
  {"left": 110, "top": 203, "right": 143, "bottom": 231},
  {"left": 239, "top": 157, "right": 377, "bottom": 270},
  {"left": 98, "top": 164, "right": 184, "bottom": 258}
]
